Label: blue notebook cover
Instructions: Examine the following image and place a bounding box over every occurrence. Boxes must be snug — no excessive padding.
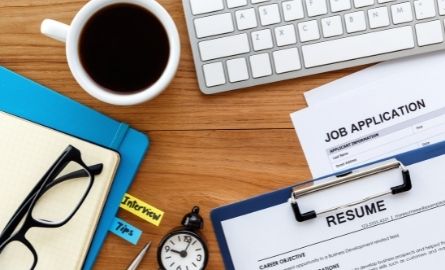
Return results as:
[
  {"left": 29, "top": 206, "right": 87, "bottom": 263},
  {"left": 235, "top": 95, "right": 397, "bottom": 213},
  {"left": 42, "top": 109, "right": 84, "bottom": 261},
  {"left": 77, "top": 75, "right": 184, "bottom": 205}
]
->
[
  {"left": 211, "top": 141, "right": 445, "bottom": 270},
  {"left": 0, "top": 66, "right": 149, "bottom": 269}
]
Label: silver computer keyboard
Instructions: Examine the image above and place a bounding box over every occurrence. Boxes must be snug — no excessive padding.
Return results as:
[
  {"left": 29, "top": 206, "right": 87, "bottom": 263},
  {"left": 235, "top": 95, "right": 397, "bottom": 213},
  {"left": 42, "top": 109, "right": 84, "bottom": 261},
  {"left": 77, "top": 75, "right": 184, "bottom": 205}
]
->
[{"left": 183, "top": 0, "right": 445, "bottom": 94}]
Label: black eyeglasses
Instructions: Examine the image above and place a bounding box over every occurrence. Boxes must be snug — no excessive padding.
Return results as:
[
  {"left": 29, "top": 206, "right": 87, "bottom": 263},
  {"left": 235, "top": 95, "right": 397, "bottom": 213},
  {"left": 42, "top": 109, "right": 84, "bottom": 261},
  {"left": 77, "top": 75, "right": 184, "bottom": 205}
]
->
[{"left": 0, "top": 145, "right": 103, "bottom": 270}]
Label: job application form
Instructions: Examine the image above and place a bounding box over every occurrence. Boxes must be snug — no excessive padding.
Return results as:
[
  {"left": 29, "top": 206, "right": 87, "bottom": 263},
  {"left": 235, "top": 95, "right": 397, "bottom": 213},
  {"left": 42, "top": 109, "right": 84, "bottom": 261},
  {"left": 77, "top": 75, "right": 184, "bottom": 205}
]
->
[
  {"left": 291, "top": 67, "right": 445, "bottom": 177},
  {"left": 221, "top": 156, "right": 445, "bottom": 270}
]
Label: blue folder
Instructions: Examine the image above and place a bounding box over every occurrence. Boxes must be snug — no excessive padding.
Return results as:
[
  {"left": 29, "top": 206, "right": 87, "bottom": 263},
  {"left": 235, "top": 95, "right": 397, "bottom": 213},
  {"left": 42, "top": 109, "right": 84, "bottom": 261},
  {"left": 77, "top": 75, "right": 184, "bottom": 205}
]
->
[
  {"left": 0, "top": 67, "right": 149, "bottom": 269},
  {"left": 211, "top": 141, "right": 445, "bottom": 270}
]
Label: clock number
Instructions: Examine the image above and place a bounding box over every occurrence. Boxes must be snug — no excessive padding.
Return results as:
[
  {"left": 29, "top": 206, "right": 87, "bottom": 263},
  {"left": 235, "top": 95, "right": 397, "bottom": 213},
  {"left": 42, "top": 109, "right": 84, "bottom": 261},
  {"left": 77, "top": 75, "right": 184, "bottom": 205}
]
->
[
  {"left": 164, "top": 245, "right": 170, "bottom": 253},
  {"left": 184, "top": 235, "right": 192, "bottom": 243},
  {"left": 176, "top": 266, "right": 182, "bottom": 270},
  {"left": 197, "top": 254, "right": 202, "bottom": 262}
]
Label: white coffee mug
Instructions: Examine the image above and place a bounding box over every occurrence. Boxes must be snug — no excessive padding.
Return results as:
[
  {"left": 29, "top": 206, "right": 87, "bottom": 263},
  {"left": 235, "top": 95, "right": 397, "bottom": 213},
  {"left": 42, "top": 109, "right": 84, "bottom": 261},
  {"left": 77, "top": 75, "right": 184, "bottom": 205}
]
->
[{"left": 41, "top": 0, "right": 180, "bottom": 106}]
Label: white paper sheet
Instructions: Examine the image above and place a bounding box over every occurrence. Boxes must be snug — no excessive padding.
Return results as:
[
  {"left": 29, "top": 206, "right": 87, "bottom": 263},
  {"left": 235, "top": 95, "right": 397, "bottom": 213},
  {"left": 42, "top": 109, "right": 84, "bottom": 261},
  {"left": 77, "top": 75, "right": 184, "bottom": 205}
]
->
[
  {"left": 304, "top": 51, "right": 445, "bottom": 106},
  {"left": 291, "top": 54, "right": 445, "bottom": 177},
  {"left": 222, "top": 157, "right": 445, "bottom": 270}
]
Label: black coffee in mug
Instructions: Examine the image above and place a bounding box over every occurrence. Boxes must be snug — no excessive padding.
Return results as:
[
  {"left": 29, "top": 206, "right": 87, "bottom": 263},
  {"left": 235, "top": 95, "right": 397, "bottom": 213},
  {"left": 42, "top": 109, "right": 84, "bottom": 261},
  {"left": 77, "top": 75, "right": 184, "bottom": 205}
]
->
[{"left": 79, "top": 3, "right": 170, "bottom": 93}]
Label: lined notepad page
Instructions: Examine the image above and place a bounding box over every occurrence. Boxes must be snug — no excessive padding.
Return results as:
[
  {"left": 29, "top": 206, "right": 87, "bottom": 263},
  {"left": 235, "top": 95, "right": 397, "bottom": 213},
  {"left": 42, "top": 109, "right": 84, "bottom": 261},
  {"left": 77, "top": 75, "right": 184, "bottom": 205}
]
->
[{"left": 0, "top": 112, "right": 120, "bottom": 270}]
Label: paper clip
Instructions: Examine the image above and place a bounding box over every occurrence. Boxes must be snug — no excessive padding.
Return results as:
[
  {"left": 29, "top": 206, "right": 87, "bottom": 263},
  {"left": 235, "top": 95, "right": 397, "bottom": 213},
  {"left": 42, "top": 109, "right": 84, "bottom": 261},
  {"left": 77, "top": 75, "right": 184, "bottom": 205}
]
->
[{"left": 290, "top": 160, "right": 412, "bottom": 222}]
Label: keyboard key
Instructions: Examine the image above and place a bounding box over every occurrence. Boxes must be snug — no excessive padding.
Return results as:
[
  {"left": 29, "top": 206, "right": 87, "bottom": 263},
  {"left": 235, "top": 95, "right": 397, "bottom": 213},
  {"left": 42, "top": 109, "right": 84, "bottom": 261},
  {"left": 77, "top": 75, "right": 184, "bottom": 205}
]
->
[
  {"left": 194, "top": 13, "right": 234, "bottom": 38},
  {"left": 305, "top": 0, "right": 328, "bottom": 17},
  {"left": 199, "top": 34, "right": 250, "bottom": 61},
  {"left": 236, "top": 8, "right": 258, "bottom": 30},
  {"left": 416, "top": 20, "right": 444, "bottom": 46},
  {"left": 273, "top": 48, "right": 302, "bottom": 73},
  {"left": 259, "top": 4, "right": 281, "bottom": 26},
  {"left": 282, "top": 0, "right": 305, "bottom": 21},
  {"left": 414, "top": 0, "right": 436, "bottom": 19},
  {"left": 378, "top": 0, "right": 395, "bottom": 3},
  {"left": 302, "top": 26, "right": 414, "bottom": 68},
  {"left": 252, "top": 29, "right": 274, "bottom": 51},
  {"left": 345, "top": 11, "right": 367, "bottom": 33},
  {"left": 203, "top": 62, "right": 226, "bottom": 87},
  {"left": 275, "top": 25, "right": 297, "bottom": 46},
  {"left": 190, "top": 0, "right": 224, "bottom": 15},
  {"left": 250, "top": 54, "right": 272, "bottom": 78},
  {"left": 439, "top": 0, "right": 445, "bottom": 15},
  {"left": 252, "top": 0, "right": 269, "bottom": 3},
  {"left": 354, "top": 0, "right": 374, "bottom": 8},
  {"left": 321, "top": 16, "right": 343, "bottom": 37},
  {"left": 227, "top": 58, "right": 249, "bottom": 82},
  {"left": 227, "top": 0, "right": 247, "bottom": 8},
  {"left": 368, "top": 7, "right": 390, "bottom": 29},
  {"left": 298, "top": 20, "right": 320, "bottom": 42},
  {"left": 391, "top": 3, "right": 414, "bottom": 24},
  {"left": 330, "top": 0, "right": 352, "bottom": 12}
]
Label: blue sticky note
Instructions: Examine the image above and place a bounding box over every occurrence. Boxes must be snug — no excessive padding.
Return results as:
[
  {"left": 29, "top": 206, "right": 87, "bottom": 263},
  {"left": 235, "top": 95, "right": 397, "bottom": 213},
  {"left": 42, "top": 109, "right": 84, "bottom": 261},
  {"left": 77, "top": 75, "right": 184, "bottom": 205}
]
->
[{"left": 109, "top": 217, "right": 142, "bottom": 245}]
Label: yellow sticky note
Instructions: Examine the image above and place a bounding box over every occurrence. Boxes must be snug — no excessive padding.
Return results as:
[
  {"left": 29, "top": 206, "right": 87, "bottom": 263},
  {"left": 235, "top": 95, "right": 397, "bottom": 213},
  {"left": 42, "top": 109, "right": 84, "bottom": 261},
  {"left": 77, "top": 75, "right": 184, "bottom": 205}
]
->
[{"left": 120, "top": 193, "right": 164, "bottom": 226}]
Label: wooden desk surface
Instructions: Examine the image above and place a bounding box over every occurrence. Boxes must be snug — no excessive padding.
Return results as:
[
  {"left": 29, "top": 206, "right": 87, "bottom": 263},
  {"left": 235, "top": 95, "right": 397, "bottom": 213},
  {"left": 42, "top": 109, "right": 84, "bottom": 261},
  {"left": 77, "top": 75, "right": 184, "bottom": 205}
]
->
[{"left": 0, "top": 1, "right": 364, "bottom": 269}]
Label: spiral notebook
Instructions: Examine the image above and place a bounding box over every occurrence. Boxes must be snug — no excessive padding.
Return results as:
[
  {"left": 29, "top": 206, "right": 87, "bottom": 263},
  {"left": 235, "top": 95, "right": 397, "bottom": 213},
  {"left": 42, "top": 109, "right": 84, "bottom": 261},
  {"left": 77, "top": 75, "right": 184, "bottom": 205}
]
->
[{"left": 0, "top": 112, "right": 120, "bottom": 269}]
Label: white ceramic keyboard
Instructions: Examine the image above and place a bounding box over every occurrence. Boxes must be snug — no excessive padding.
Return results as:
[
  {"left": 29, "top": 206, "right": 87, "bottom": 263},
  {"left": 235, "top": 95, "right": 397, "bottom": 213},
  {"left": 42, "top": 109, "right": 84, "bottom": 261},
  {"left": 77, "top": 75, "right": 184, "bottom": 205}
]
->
[{"left": 183, "top": 0, "right": 445, "bottom": 94}]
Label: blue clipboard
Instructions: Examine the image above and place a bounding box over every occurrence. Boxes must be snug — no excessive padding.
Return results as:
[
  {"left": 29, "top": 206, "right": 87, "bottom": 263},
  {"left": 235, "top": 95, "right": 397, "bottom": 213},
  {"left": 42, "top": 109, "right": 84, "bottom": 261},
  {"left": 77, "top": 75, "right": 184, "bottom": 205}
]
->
[
  {"left": 0, "top": 67, "right": 149, "bottom": 269},
  {"left": 211, "top": 141, "right": 445, "bottom": 270}
]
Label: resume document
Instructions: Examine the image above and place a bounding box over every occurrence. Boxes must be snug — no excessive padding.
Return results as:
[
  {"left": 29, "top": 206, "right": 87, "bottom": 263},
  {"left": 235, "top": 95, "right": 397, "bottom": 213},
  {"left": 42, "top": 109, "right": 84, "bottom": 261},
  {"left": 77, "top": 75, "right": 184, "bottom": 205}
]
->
[{"left": 222, "top": 156, "right": 445, "bottom": 269}]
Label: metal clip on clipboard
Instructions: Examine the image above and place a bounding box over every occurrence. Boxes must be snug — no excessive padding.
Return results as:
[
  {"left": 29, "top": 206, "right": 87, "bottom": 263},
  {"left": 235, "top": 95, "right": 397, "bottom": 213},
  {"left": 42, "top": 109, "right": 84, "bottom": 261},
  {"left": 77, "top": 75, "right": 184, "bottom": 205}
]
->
[{"left": 290, "top": 160, "right": 413, "bottom": 222}]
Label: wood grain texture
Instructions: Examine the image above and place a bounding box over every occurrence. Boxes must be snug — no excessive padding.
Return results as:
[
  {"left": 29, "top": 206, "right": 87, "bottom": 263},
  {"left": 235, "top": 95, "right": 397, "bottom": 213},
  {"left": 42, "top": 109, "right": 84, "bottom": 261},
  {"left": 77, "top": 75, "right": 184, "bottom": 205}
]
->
[{"left": 0, "top": 0, "right": 364, "bottom": 269}]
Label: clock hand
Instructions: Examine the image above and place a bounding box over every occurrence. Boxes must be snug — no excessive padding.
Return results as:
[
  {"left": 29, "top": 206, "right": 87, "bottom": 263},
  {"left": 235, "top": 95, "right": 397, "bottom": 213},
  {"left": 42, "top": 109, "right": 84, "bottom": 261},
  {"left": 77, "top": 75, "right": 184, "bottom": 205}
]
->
[
  {"left": 171, "top": 248, "right": 188, "bottom": 258},
  {"left": 184, "top": 241, "right": 192, "bottom": 252}
]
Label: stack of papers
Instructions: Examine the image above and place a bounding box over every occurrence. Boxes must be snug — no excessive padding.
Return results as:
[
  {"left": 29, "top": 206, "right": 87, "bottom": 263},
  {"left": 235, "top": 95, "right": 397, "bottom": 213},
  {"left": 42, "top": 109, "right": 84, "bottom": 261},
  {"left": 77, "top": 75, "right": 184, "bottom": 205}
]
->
[{"left": 291, "top": 51, "right": 445, "bottom": 178}]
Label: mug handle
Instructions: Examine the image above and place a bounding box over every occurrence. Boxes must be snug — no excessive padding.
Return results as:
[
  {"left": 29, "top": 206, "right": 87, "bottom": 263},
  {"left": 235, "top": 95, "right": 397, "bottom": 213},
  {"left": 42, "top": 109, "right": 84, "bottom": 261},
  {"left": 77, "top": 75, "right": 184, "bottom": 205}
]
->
[{"left": 41, "top": 19, "right": 69, "bottom": 43}]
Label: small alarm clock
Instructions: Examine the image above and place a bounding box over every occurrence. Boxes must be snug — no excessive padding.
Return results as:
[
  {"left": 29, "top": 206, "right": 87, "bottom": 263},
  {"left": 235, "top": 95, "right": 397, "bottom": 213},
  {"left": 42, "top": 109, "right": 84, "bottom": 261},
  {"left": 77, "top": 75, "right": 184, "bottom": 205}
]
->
[{"left": 157, "top": 206, "right": 209, "bottom": 270}]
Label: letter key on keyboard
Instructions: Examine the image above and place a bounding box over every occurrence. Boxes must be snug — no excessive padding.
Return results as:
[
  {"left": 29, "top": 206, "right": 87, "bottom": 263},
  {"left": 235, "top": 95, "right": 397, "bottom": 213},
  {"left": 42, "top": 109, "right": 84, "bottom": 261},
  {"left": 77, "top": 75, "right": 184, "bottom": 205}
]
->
[{"left": 183, "top": 0, "right": 445, "bottom": 94}]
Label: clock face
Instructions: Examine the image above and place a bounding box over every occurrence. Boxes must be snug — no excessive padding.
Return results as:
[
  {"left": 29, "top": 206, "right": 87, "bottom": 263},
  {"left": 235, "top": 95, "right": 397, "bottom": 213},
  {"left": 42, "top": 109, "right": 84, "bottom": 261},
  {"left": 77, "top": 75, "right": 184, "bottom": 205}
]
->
[{"left": 159, "top": 231, "right": 207, "bottom": 270}]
